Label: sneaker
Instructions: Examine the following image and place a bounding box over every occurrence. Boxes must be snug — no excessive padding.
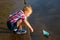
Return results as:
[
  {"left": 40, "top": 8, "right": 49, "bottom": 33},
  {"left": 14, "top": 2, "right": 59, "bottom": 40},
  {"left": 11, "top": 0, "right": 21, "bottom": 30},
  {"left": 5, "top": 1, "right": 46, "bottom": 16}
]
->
[
  {"left": 13, "top": 29, "right": 17, "bottom": 33},
  {"left": 13, "top": 29, "right": 17, "bottom": 31},
  {"left": 16, "top": 29, "right": 27, "bottom": 34}
]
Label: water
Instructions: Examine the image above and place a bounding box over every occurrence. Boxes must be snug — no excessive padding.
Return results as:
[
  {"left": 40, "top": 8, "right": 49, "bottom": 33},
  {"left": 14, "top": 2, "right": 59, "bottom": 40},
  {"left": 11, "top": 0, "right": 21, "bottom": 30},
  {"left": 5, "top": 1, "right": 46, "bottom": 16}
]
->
[{"left": 27, "top": 0, "right": 60, "bottom": 40}]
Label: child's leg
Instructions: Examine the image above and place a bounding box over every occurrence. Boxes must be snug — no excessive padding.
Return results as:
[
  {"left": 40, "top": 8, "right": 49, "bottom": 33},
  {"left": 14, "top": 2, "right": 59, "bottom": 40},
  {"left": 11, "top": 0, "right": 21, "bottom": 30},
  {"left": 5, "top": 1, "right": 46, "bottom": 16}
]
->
[
  {"left": 17, "top": 20, "right": 22, "bottom": 31},
  {"left": 7, "top": 21, "right": 17, "bottom": 31},
  {"left": 16, "top": 20, "right": 27, "bottom": 34}
]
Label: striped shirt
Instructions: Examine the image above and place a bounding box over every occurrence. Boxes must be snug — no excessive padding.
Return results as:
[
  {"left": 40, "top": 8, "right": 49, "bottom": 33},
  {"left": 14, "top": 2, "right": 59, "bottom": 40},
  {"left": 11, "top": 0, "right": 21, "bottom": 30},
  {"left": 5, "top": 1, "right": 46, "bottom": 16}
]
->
[{"left": 9, "top": 10, "right": 27, "bottom": 23}]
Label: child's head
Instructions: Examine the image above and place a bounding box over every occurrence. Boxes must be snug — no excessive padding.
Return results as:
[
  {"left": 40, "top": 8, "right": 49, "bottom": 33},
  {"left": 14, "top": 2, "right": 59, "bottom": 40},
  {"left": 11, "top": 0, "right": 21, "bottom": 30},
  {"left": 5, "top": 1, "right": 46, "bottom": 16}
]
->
[{"left": 22, "top": 5, "right": 32, "bottom": 17}]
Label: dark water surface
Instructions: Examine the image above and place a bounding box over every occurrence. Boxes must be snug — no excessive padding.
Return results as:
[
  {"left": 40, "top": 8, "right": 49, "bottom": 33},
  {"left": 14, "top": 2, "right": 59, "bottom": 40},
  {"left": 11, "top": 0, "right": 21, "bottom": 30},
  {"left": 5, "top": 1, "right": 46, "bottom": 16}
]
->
[
  {"left": 0, "top": 0, "right": 60, "bottom": 40},
  {"left": 27, "top": 0, "right": 60, "bottom": 40}
]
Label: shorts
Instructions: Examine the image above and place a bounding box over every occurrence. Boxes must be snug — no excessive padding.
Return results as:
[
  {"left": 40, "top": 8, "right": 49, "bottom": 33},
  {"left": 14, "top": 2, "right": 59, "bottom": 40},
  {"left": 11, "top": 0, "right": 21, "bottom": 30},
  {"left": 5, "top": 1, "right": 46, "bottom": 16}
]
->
[{"left": 7, "top": 20, "right": 17, "bottom": 31}]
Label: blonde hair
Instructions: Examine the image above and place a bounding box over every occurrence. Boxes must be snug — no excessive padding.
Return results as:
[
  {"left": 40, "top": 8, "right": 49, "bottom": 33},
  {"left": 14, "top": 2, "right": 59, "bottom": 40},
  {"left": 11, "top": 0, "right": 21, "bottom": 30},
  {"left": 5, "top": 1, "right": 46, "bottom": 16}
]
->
[{"left": 22, "top": 5, "right": 32, "bottom": 13}]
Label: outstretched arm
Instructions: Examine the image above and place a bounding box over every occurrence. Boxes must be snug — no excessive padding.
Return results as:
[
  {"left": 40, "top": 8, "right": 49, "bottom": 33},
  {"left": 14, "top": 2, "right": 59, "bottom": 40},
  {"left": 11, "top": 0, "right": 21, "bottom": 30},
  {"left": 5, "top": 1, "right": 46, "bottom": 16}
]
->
[{"left": 23, "top": 20, "right": 34, "bottom": 32}]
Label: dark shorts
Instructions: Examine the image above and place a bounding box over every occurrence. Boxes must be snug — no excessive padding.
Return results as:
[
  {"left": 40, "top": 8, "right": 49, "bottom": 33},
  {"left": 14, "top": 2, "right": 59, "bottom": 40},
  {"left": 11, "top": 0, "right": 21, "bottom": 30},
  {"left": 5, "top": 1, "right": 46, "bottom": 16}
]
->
[{"left": 7, "top": 20, "right": 17, "bottom": 31}]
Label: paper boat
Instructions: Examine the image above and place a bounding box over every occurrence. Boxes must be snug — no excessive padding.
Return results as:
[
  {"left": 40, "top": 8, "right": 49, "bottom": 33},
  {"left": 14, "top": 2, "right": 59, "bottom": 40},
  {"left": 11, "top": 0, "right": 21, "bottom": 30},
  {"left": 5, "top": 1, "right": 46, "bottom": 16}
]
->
[{"left": 42, "top": 30, "right": 49, "bottom": 36}]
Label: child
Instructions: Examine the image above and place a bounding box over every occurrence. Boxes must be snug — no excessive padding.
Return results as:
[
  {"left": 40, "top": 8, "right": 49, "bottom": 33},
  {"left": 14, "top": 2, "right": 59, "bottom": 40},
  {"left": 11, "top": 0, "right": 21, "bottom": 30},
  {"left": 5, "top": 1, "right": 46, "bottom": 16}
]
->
[{"left": 7, "top": 5, "right": 34, "bottom": 34}]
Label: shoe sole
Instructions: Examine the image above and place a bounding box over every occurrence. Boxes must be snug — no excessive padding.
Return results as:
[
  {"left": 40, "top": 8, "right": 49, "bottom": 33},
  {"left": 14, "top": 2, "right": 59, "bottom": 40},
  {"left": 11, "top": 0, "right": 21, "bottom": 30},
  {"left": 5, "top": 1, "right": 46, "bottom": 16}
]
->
[{"left": 16, "top": 31, "right": 27, "bottom": 34}]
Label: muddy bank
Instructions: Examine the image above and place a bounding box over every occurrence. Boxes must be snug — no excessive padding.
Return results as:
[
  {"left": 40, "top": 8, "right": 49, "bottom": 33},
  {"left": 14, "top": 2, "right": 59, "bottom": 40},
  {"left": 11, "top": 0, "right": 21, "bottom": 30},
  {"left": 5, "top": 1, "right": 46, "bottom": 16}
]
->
[{"left": 0, "top": 0, "right": 31, "bottom": 40}]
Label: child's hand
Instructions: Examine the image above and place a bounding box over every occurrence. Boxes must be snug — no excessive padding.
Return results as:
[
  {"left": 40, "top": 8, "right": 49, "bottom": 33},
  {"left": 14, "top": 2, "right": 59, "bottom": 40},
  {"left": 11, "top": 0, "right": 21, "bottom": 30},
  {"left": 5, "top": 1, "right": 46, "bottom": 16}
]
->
[
  {"left": 30, "top": 28, "right": 34, "bottom": 32},
  {"left": 23, "top": 20, "right": 34, "bottom": 32}
]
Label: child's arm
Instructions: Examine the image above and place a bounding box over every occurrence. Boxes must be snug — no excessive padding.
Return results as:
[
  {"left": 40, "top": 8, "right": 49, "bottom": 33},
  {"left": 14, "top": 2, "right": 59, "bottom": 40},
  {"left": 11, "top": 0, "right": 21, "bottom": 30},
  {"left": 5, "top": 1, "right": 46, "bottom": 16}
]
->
[{"left": 23, "top": 20, "right": 34, "bottom": 32}]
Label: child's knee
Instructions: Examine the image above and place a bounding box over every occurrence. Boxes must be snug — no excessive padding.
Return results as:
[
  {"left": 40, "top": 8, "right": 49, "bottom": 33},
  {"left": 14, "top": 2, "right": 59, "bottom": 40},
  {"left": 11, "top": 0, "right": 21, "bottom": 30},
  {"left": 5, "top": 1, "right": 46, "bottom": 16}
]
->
[{"left": 17, "top": 20, "right": 22, "bottom": 27}]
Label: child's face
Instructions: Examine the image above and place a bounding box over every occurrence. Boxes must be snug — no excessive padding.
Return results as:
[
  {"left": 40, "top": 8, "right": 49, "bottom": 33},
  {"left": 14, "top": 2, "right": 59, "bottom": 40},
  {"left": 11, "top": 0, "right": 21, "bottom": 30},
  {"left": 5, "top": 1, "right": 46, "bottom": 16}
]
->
[{"left": 24, "top": 10, "right": 32, "bottom": 17}]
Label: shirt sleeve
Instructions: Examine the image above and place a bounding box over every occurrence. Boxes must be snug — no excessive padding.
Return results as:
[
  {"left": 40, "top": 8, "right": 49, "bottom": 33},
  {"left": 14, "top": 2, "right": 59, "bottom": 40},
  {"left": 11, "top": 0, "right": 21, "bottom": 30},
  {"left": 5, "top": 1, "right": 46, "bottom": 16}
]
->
[{"left": 21, "top": 14, "right": 27, "bottom": 20}]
